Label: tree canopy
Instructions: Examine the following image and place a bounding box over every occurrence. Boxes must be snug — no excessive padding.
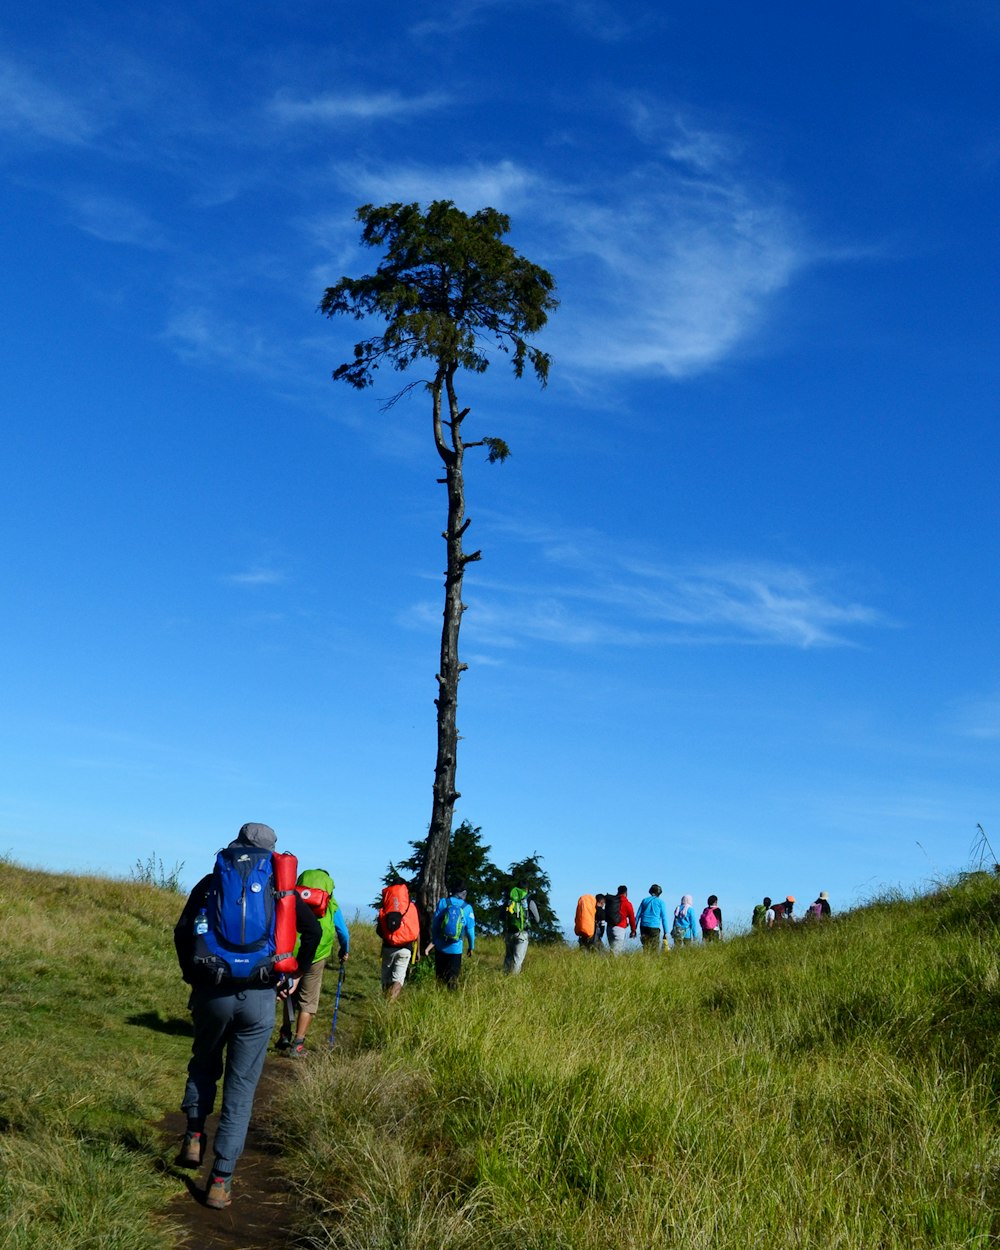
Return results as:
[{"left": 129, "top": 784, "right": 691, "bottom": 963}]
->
[
  {"left": 382, "top": 821, "right": 563, "bottom": 942},
  {"left": 320, "top": 200, "right": 557, "bottom": 392}
]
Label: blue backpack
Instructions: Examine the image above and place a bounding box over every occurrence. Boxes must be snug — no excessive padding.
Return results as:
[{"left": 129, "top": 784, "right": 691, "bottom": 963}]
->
[
  {"left": 193, "top": 847, "right": 277, "bottom": 984},
  {"left": 441, "top": 899, "right": 466, "bottom": 945}
]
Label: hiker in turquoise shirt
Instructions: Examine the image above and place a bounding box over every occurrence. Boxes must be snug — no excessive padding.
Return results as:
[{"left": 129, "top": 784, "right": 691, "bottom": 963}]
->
[
  {"left": 635, "top": 883, "right": 669, "bottom": 951},
  {"left": 428, "top": 881, "right": 475, "bottom": 990},
  {"left": 671, "top": 894, "right": 698, "bottom": 944}
]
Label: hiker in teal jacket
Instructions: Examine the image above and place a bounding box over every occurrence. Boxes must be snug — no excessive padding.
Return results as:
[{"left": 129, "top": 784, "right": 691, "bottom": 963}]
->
[
  {"left": 428, "top": 881, "right": 475, "bottom": 990},
  {"left": 671, "top": 894, "right": 698, "bottom": 944},
  {"left": 635, "top": 883, "right": 669, "bottom": 951}
]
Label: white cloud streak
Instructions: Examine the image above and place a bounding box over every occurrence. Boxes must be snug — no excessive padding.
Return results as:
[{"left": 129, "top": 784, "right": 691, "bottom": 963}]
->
[
  {"left": 162, "top": 308, "right": 293, "bottom": 380},
  {"left": 339, "top": 158, "right": 539, "bottom": 215},
  {"left": 400, "top": 520, "right": 886, "bottom": 653},
  {"left": 69, "top": 191, "right": 166, "bottom": 248},
  {"left": 949, "top": 693, "right": 1000, "bottom": 740},
  {"left": 222, "top": 567, "right": 287, "bottom": 588},
  {"left": 329, "top": 111, "right": 817, "bottom": 383},
  {"left": 269, "top": 90, "right": 447, "bottom": 126},
  {"left": 0, "top": 57, "right": 96, "bottom": 146}
]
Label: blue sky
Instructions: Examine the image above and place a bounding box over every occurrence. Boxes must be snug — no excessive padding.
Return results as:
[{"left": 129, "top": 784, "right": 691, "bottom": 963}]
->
[{"left": 2, "top": 0, "right": 998, "bottom": 929}]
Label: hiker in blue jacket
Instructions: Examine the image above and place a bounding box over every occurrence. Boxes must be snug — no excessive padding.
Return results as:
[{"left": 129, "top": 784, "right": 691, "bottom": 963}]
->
[
  {"left": 427, "top": 879, "right": 475, "bottom": 990},
  {"left": 635, "top": 883, "right": 670, "bottom": 951},
  {"left": 671, "top": 894, "right": 698, "bottom": 945}
]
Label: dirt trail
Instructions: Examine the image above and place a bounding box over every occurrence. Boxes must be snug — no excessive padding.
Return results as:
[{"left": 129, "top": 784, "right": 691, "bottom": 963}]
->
[{"left": 160, "top": 1059, "right": 310, "bottom": 1250}]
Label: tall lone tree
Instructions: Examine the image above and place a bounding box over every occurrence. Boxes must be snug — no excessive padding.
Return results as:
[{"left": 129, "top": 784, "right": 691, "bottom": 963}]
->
[{"left": 320, "top": 200, "right": 556, "bottom": 939}]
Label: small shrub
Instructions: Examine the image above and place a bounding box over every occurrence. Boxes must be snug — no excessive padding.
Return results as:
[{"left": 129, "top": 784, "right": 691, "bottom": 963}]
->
[{"left": 128, "top": 854, "right": 184, "bottom": 893}]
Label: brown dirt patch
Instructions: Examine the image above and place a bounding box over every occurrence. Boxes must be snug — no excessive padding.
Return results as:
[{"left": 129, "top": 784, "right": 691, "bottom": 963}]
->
[{"left": 160, "top": 1059, "right": 311, "bottom": 1250}]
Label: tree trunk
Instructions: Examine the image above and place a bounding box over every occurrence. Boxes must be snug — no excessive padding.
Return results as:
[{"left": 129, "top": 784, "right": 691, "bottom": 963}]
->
[{"left": 417, "top": 370, "right": 475, "bottom": 945}]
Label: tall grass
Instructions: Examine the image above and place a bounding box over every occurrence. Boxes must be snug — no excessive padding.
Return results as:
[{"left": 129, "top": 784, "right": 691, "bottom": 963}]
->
[
  {"left": 6, "top": 857, "right": 1000, "bottom": 1249},
  {"left": 0, "top": 862, "right": 194, "bottom": 1248},
  {"left": 280, "top": 876, "right": 1000, "bottom": 1250}
]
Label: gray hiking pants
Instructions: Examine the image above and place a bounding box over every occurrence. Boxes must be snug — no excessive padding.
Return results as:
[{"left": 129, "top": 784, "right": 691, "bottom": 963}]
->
[
  {"left": 181, "top": 983, "right": 276, "bottom": 1174},
  {"left": 503, "top": 931, "right": 529, "bottom": 974},
  {"left": 607, "top": 925, "right": 629, "bottom": 955}
]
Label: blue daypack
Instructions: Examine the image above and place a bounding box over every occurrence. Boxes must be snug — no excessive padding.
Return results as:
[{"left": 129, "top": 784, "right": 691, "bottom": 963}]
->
[
  {"left": 193, "top": 847, "right": 277, "bottom": 984},
  {"left": 441, "top": 899, "right": 466, "bottom": 945}
]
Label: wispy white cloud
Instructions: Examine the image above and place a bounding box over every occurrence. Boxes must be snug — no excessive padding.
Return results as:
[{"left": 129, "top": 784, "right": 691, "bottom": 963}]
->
[
  {"left": 949, "top": 693, "right": 1000, "bottom": 740},
  {"left": 0, "top": 57, "right": 96, "bottom": 146},
  {"left": 617, "top": 557, "right": 882, "bottom": 647},
  {"left": 68, "top": 191, "right": 167, "bottom": 248},
  {"left": 269, "top": 90, "right": 447, "bottom": 126},
  {"left": 541, "top": 112, "right": 811, "bottom": 377},
  {"left": 222, "top": 567, "right": 287, "bottom": 588},
  {"left": 338, "top": 158, "right": 538, "bottom": 215},
  {"left": 400, "top": 518, "right": 887, "bottom": 652},
  {"left": 410, "top": 0, "right": 648, "bottom": 42},
  {"left": 162, "top": 308, "right": 293, "bottom": 380},
  {"left": 326, "top": 109, "right": 817, "bottom": 382}
]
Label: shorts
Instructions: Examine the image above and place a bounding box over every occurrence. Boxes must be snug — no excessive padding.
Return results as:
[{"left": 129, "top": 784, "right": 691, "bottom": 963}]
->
[
  {"left": 381, "top": 945, "right": 413, "bottom": 989},
  {"left": 293, "top": 958, "right": 327, "bottom": 1015}
]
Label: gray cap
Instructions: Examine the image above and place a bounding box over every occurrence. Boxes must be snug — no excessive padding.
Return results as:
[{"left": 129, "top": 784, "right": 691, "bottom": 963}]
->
[{"left": 235, "top": 822, "right": 277, "bottom": 851}]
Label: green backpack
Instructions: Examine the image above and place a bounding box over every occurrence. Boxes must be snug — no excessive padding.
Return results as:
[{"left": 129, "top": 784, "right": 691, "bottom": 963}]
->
[
  {"left": 506, "top": 887, "right": 529, "bottom": 933},
  {"left": 295, "top": 868, "right": 338, "bottom": 962}
]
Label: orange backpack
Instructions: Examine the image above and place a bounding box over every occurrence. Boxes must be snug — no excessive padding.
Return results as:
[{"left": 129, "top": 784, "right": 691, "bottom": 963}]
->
[
  {"left": 377, "top": 884, "right": 420, "bottom": 946},
  {"left": 574, "top": 893, "right": 597, "bottom": 939}
]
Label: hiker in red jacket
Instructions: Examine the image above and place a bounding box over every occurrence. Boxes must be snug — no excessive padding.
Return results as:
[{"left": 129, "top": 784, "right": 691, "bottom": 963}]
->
[{"left": 606, "top": 885, "right": 637, "bottom": 954}]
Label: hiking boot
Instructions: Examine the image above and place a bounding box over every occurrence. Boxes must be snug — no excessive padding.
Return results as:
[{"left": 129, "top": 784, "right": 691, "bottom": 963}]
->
[
  {"left": 275, "top": 1027, "right": 293, "bottom": 1052},
  {"left": 205, "top": 1174, "right": 233, "bottom": 1209},
  {"left": 286, "top": 1038, "right": 307, "bottom": 1059},
  {"left": 178, "top": 1130, "right": 204, "bottom": 1168}
]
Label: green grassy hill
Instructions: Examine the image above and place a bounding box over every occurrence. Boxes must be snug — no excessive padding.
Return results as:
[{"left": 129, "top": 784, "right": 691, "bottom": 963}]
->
[{"left": 4, "top": 860, "right": 1000, "bottom": 1249}]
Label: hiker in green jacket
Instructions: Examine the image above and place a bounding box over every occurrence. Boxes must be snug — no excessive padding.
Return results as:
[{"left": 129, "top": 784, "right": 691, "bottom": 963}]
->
[{"left": 277, "top": 868, "right": 349, "bottom": 1059}]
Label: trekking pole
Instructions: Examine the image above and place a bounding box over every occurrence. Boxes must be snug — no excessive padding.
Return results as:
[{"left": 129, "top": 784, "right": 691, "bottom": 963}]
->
[{"left": 327, "top": 962, "right": 346, "bottom": 1048}]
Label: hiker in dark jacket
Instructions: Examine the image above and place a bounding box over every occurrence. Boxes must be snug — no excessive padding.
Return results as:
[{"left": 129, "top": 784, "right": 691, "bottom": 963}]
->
[
  {"left": 593, "top": 894, "right": 607, "bottom": 947},
  {"left": 174, "top": 822, "right": 321, "bottom": 1210},
  {"left": 699, "top": 894, "right": 723, "bottom": 941}
]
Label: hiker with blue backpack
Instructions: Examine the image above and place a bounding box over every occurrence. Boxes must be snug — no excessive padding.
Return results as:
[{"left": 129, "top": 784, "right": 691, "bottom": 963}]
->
[
  {"left": 635, "top": 883, "right": 670, "bottom": 951},
  {"left": 173, "top": 823, "right": 321, "bottom": 1210},
  {"left": 277, "top": 867, "right": 349, "bottom": 1059},
  {"left": 503, "top": 879, "right": 540, "bottom": 974},
  {"left": 427, "top": 879, "right": 475, "bottom": 990}
]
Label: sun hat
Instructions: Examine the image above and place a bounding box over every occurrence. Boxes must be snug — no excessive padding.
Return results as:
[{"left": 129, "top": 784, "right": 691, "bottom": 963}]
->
[{"left": 234, "top": 822, "right": 277, "bottom": 851}]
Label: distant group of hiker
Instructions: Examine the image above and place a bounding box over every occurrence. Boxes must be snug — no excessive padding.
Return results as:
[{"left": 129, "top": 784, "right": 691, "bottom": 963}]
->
[
  {"left": 171, "top": 823, "right": 542, "bottom": 1210},
  {"left": 573, "top": 884, "right": 833, "bottom": 951}
]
